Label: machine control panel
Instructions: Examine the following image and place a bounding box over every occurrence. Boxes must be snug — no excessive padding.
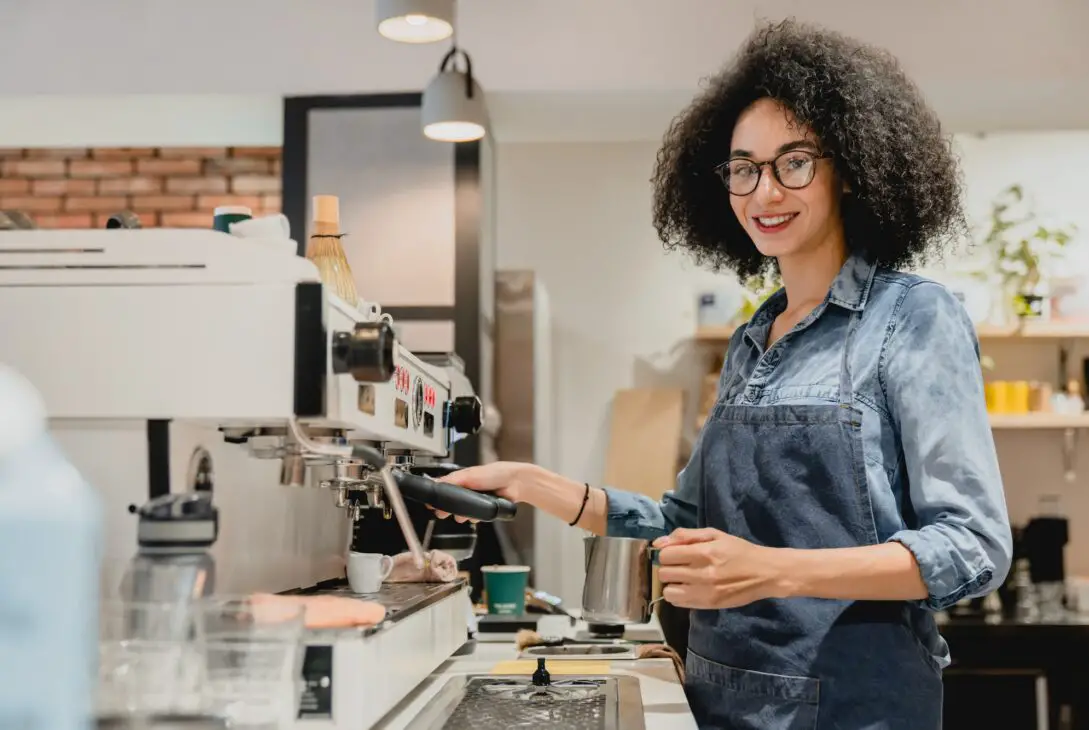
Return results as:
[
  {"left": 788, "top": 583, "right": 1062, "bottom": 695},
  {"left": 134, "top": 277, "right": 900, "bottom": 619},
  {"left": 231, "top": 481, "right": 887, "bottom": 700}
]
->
[{"left": 391, "top": 363, "right": 441, "bottom": 438}]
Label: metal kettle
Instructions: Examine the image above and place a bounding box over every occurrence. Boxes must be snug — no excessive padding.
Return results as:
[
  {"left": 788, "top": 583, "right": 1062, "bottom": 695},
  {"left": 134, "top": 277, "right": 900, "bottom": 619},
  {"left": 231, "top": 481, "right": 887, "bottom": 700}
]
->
[{"left": 119, "top": 492, "right": 218, "bottom": 605}]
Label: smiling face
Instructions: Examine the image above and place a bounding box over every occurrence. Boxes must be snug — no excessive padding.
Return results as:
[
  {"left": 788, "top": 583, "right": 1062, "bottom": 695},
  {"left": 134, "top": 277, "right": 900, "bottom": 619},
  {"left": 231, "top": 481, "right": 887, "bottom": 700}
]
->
[{"left": 726, "top": 98, "right": 844, "bottom": 262}]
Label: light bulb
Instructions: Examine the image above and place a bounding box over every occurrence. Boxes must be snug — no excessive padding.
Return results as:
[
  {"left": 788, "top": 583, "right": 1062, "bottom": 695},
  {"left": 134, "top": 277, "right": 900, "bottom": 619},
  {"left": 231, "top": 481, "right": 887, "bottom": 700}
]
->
[
  {"left": 375, "top": 0, "right": 454, "bottom": 44},
  {"left": 423, "top": 121, "right": 486, "bottom": 143}
]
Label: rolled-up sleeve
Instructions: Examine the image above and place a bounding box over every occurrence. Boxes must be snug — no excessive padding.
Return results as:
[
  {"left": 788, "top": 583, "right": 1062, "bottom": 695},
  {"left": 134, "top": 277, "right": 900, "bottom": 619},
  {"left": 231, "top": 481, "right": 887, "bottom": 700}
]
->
[
  {"left": 603, "top": 443, "right": 701, "bottom": 540},
  {"left": 883, "top": 281, "right": 1013, "bottom": 610}
]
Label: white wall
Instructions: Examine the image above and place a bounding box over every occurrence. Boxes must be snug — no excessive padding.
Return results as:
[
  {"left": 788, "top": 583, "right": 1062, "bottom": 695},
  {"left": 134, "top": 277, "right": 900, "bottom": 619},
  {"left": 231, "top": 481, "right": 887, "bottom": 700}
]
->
[
  {"left": 0, "top": 95, "right": 282, "bottom": 148},
  {"left": 496, "top": 141, "right": 731, "bottom": 476},
  {"left": 496, "top": 132, "right": 1089, "bottom": 602}
]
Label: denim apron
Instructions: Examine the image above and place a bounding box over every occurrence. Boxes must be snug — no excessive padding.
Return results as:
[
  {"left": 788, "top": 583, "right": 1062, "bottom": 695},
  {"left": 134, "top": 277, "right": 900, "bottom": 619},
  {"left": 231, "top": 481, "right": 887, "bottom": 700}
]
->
[{"left": 684, "top": 310, "right": 943, "bottom": 730}]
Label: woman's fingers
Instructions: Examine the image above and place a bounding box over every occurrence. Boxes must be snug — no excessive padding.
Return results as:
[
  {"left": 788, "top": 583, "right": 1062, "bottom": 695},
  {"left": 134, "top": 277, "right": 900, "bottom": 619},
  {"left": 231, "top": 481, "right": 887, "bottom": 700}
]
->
[
  {"left": 426, "top": 506, "right": 478, "bottom": 523},
  {"left": 439, "top": 465, "right": 494, "bottom": 490}
]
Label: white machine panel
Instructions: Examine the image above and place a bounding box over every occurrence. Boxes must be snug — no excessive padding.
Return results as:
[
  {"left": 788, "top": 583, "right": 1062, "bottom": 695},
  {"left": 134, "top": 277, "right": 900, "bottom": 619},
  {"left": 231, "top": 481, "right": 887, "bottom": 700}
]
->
[
  {"left": 0, "top": 283, "right": 298, "bottom": 420},
  {"left": 0, "top": 229, "right": 461, "bottom": 456}
]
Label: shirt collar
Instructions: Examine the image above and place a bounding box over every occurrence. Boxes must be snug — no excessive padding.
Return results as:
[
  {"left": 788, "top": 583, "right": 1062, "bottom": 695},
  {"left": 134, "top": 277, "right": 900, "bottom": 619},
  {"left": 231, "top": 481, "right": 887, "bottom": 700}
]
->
[
  {"left": 828, "top": 253, "right": 878, "bottom": 312},
  {"left": 742, "top": 254, "right": 878, "bottom": 348}
]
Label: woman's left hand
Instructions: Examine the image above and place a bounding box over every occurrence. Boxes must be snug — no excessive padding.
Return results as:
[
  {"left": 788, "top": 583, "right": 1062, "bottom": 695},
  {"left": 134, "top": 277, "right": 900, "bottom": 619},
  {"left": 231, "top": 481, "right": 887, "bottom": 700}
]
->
[{"left": 655, "top": 528, "right": 786, "bottom": 610}]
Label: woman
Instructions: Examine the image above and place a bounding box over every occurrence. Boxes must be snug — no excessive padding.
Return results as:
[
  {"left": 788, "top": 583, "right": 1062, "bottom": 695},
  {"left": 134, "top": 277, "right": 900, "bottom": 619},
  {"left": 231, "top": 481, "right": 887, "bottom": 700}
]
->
[{"left": 441, "top": 19, "right": 1012, "bottom": 729}]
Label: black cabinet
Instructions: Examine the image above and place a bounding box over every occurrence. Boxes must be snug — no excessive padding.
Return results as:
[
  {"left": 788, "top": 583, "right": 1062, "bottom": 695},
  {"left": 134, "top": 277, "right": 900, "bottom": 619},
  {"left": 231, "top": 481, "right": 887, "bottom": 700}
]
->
[{"left": 941, "top": 619, "right": 1089, "bottom": 730}]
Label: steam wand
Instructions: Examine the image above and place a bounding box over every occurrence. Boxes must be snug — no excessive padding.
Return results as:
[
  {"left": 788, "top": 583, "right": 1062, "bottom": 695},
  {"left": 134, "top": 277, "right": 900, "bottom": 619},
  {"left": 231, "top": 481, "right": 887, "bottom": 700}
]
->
[{"left": 287, "top": 418, "right": 426, "bottom": 569}]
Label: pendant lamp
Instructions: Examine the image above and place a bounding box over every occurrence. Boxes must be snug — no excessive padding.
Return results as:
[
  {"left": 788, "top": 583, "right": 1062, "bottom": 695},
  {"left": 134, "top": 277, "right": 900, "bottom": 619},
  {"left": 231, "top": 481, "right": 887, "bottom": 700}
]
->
[
  {"left": 421, "top": 47, "right": 487, "bottom": 142},
  {"left": 375, "top": 0, "right": 454, "bottom": 44}
]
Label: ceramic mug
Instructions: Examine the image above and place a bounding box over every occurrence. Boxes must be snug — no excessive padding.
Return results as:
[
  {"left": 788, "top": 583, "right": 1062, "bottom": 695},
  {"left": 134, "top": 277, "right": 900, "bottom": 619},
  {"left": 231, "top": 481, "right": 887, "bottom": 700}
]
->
[{"left": 347, "top": 552, "right": 393, "bottom": 594}]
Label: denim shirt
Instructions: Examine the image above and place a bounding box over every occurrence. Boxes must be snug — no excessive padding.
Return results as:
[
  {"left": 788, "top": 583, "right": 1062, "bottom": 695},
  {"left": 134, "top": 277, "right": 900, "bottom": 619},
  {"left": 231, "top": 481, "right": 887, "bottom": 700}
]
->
[{"left": 605, "top": 254, "right": 1013, "bottom": 612}]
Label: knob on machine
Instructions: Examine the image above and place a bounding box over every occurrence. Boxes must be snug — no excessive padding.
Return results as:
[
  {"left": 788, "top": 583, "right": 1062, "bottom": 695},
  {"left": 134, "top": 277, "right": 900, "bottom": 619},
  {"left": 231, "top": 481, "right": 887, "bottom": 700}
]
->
[
  {"left": 445, "top": 395, "right": 483, "bottom": 435},
  {"left": 332, "top": 321, "right": 397, "bottom": 383}
]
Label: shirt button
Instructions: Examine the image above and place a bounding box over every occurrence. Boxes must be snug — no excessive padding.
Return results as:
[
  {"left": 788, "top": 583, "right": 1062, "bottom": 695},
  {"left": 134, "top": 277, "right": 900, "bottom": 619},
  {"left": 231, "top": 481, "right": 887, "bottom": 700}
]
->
[{"left": 745, "top": 386, "right": 760, "bottom": 401}]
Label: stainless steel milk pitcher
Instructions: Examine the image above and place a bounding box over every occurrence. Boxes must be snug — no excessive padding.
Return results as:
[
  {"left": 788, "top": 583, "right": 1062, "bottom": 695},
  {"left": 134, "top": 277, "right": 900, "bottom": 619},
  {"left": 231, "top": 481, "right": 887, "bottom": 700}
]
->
[{"left": 581, "top": 535, "right": 662, "bottom": 624}]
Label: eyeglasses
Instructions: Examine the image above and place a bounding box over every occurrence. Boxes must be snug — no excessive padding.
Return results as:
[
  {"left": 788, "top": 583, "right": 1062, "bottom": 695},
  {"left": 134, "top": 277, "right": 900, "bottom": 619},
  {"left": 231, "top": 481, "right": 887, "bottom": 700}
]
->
[{"left": 714, "top": 149, "right": 830, "bottom": 196}]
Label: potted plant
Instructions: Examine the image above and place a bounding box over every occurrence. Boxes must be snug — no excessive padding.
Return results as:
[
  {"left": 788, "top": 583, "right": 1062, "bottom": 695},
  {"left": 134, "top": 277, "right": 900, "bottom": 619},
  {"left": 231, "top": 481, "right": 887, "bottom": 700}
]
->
[
  {"left": 737, "top": 268, "right": 782, "bottom": 321},
  {"left": 976, "top": 184, "right": 1076, "bottom": 321}
]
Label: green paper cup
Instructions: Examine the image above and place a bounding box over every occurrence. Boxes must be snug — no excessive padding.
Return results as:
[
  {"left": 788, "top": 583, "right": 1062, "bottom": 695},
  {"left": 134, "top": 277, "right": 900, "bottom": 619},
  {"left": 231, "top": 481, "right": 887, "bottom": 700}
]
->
[
  {"left": 481, "top": 565, "right": 531, "bottom": 616},
  {"left": 213, "top": 205, "right": 252, "bottom": 233}
]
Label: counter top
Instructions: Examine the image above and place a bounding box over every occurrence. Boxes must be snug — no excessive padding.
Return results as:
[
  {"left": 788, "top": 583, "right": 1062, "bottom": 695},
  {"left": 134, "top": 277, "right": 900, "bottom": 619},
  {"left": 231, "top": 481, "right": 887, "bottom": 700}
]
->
[{"left": 372, "top": 616, "right": 697, "bottom": 730}]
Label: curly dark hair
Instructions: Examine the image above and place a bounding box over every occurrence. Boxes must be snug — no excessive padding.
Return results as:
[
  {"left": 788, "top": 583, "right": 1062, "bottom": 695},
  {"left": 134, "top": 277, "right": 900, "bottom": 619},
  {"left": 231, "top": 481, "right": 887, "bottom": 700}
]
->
[{"left": 651, "top": 18, "right": 966, "bottom": 279}]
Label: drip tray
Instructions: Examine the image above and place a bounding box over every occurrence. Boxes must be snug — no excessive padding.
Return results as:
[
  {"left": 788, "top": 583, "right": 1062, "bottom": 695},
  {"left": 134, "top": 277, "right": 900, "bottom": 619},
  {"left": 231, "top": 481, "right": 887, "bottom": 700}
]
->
[
  {"left": 519, "top": 644, "right": 638, "bottom": 660},
  {"left": 403, "top": 674, "right": 645, "bottom": 730}
]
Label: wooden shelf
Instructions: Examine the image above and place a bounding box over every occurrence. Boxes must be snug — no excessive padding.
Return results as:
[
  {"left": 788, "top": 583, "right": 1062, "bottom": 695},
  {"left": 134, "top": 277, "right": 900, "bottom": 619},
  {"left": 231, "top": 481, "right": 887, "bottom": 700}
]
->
[
  {"left": 989, "top": 413, "right": 1089, "bottom": 429},
  {"left": 695, "top": 325, "right": 738, "bottom": 342},
  {"left": 976, "top": 321, "right": 1089, "bottom": 339},
  {"left": 697, "top": 321, "right": 1089, "bottom": 343}
]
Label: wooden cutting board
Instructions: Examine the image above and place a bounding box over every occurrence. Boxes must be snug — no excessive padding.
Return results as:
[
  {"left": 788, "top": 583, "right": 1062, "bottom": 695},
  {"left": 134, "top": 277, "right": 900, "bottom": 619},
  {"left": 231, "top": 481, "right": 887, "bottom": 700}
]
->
[
  {"left": 602, "top": 388, "right": 685, "bottom": 501},
  {"left": 603, "top": 387, "right": 685, "bottom": 600}
]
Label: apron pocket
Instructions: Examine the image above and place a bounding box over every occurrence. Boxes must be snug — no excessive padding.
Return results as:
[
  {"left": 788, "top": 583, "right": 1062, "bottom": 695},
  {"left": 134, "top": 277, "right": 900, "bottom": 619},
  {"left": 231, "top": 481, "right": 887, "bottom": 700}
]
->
[{"left": 685, "top": 650, "right": 819, "bottom": 730}]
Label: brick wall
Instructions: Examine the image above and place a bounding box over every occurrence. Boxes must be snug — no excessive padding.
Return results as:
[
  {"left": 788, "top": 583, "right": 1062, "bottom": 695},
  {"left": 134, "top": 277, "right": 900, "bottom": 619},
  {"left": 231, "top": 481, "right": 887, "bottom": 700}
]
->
[{"left": 0, "top": 146, "right": 282, "bottom": 229}]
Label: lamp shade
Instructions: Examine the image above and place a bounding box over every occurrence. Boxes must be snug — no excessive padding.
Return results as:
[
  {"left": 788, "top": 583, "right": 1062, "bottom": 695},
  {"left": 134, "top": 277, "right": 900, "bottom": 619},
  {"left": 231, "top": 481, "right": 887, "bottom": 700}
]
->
[
  {"left": 421, "top": 49, "right": 487, "bottom": 142},
  {"left": 375, "top": 0, "right": 454, "bottom": 44}
]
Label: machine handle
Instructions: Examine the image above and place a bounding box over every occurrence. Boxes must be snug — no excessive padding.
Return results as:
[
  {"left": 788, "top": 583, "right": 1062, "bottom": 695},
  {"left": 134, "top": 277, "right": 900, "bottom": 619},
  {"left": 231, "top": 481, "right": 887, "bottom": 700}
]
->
[
  {"left": 409, "top": 463, "right": 463, "bottom": 479},
  {"left": 393, "top": 471, "right": 517, "bottom": 522}
]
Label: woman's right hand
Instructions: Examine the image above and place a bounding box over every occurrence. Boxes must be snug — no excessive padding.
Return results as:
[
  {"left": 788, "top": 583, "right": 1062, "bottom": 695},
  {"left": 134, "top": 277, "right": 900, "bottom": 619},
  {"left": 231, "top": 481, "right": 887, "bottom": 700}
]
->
[
  {"left": 435, "top": 461, "right": 535, "bottom": 521},
  {"left": 437, "top": 462, "right": 604, "bottom": 533}
]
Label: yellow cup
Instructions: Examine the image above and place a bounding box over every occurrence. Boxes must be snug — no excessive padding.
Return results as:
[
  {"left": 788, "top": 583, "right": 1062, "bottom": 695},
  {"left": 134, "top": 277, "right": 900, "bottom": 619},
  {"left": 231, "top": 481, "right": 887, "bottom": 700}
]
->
[
  {"left": 1008, "top": 381, "right": 1030, "bottom": 413},
  {"left": 986, "top": 381, "right": 1009, "bottom": 413}
]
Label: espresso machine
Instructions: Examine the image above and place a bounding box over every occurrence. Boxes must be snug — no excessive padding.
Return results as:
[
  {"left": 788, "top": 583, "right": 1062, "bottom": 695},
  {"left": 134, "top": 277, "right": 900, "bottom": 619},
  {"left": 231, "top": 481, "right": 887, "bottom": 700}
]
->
[{"left": 0, "top": 225, "right": 514, "bottom": 728}]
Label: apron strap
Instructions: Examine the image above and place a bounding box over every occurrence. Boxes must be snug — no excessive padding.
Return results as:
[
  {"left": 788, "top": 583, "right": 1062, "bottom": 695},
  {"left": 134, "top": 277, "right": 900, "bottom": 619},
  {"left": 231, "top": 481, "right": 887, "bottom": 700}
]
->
[{"left": 838, "top": 310, "right": 861, "bottom": 408}]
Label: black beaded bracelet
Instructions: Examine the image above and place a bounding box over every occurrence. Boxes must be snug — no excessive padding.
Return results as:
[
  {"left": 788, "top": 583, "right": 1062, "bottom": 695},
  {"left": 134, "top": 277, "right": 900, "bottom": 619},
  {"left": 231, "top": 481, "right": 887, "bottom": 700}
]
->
[{"left": 569, "top": 482, "right": 591, "bottom": 526}]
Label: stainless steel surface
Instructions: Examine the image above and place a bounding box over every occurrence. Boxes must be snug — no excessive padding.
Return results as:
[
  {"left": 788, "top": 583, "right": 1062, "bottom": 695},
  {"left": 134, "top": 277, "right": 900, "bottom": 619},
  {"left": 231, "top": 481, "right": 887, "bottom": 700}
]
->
[
  {"left": 402, "top": 674, "right": 645, "bottom": 730},
  {"left": 280, "top": 451, "right": 306, "bottom": 486},
  {"left": 298, "top": 579, "right": 466, "bottom": 633},
  {"left": 287, "top": 417, "right": 426, "bottom": 568},
  {"left": 520, "top": 644, "right": 637, "bottom": 660},
  {"left": 581, "top": 536, "right": 658, "bottom": 625},
  {"left": 574, "top": 625, "right": 664, "bottom": 643},
  {"left": 428, "top": 530, "right": 477, "bottom": 561}
]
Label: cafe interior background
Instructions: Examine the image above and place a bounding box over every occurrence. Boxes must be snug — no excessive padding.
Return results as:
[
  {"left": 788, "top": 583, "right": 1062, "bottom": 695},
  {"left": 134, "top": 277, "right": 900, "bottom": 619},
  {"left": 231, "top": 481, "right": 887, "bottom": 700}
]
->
[{"left": 4, "top": 0, "right": 1089, "bottom": 726}]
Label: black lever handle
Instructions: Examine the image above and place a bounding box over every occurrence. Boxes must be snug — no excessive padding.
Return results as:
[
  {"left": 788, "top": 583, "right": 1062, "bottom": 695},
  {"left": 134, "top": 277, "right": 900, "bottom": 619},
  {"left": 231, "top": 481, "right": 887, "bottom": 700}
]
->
[
  {"left": 392, "top": 471, "right": 517, "bottom": 522},
  {"left": 409, "top": 463, "right": 463, "bottom": 479}
]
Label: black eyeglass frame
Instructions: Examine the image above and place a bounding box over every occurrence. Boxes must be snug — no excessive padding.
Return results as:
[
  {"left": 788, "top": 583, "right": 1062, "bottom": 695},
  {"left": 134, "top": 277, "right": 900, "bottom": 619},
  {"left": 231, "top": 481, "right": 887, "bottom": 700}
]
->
[{"left": 713, "top": 150, "right": 831, "bottom": 196}]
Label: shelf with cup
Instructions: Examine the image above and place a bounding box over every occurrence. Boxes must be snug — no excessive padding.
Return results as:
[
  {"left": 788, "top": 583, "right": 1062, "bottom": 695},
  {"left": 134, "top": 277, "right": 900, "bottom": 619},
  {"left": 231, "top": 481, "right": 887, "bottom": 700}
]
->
[
  {"left": 989, "top": 413, "right": 1089, "bottom": 429},
  {"left": 976, "top": 320, "right": 1089, "bottom": 340},
  {"left": 697, "top": 320, "right": 1089, "bottom": 344}
]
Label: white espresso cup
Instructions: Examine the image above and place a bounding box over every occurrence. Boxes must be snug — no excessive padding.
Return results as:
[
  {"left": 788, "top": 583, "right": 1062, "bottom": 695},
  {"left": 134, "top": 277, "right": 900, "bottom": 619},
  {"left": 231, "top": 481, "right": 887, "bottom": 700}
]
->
[{"left": 347, "top": 552, "right": 393, "bottom": 594}]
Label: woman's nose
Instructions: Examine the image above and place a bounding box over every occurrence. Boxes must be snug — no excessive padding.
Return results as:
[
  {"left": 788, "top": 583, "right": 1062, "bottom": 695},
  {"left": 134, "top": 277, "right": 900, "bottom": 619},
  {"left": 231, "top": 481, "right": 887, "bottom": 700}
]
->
[{"left": 754, "top": 167, "right": 785, "bottom": 205}]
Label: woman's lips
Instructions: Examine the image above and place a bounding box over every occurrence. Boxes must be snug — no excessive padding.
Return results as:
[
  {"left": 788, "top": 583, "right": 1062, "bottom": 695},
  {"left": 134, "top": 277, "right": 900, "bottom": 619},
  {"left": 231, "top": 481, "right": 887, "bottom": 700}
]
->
[{"left": 753, "top": 212, "right": 798, "bottom": 234}]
